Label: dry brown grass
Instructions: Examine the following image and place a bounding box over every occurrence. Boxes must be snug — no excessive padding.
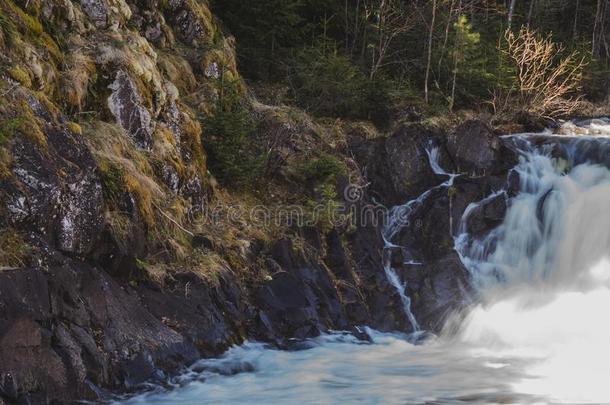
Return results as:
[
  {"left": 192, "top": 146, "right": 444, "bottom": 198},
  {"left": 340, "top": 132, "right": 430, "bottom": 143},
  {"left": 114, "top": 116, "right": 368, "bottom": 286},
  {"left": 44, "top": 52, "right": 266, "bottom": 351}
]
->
[
  {"left": 0, "top": 229, "right": 29, "bottom": 269},
  {"left": 61, "top": 51, "right": 96, "bottom": 111}
]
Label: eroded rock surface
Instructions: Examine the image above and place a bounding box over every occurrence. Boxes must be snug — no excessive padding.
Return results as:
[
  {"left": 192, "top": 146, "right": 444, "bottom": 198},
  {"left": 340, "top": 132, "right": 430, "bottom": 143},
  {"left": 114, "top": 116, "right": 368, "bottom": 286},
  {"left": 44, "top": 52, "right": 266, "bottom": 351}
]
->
[{"left": 108, "top": 70, "right": 155, "bottom": 150}]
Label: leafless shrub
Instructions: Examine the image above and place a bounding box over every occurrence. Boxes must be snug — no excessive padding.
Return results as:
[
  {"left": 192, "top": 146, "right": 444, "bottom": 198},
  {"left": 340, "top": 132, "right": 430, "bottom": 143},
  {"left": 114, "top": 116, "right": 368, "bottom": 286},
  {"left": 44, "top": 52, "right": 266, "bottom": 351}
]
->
[{"left": 494, "top": 27, "right": 588, "bottom": 119}]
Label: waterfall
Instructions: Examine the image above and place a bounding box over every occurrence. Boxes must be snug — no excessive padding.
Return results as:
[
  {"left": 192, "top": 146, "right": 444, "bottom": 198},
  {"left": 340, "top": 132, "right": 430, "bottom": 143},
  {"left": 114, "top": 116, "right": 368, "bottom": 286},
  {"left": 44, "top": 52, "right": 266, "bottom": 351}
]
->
[
  {"left": 382, "top": 143, "right": 458, "bottom": 332},
  {"left": 118, "top": 123, "right": 610, "bottom": 405},
  {"left": 453, "top": 131, "right": 610, "bottom": 403},
  {"left": 456, "top": 135, "right": 610, "bottom": 290}
]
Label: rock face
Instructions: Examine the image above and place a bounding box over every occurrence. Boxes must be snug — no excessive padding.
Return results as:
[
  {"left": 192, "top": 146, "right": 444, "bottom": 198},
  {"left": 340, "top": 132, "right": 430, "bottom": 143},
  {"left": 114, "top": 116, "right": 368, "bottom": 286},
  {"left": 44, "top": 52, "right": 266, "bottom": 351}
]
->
[
  {"left": 108, "top": 70, "right": 155, "bottom": 150},
  {"left": 350, "top": 120, "right": 518, "bottom": 333},
  {"left": 3, "top": 124, "right": 103, "bottom": 256},
  {"left": 349, "top": 124, "right": 453, "bottom": 205},
  {"left": 0, "top": 259, "right": 199, "bottom": 403},
  {"left": 0, "top": 111, "right": 520, "bottom": 403},
  {"left": 447, "top": 120, "right": 517, "bottom": 175}
]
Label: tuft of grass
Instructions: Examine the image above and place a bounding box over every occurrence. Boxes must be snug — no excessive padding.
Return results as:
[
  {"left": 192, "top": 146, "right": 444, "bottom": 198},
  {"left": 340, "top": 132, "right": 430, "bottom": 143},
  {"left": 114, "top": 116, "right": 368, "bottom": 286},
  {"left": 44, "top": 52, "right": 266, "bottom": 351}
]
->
[
  {"left": 3, "top": 0, "right": 42, "bottom": 35},
  {"left": 99, "top": 160, "right": 124, "bottom": 203},
  {"left": 0, "top": 147, "right": 11, "bottom": 179},
  {"left": 0, "top": 229, "right": 29, "bottom": 268},
  {"left": 0, "top": 14, "right": 17, "bottom": 45}
]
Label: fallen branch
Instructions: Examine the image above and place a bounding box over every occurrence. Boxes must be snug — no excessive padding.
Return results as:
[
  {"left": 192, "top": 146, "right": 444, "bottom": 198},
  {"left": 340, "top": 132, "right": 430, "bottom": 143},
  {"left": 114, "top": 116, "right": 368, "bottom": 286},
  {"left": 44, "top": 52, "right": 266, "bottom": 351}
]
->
[{"left": 152, "top": 202, "right": 195, "bottom": 237}]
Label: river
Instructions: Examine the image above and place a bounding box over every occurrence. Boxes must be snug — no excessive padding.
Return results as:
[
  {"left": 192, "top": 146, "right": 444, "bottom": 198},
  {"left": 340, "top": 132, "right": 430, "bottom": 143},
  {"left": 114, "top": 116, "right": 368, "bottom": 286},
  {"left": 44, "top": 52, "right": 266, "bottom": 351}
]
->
[{"left": 118, "top": 121, "right": 610, "bottom": 405}]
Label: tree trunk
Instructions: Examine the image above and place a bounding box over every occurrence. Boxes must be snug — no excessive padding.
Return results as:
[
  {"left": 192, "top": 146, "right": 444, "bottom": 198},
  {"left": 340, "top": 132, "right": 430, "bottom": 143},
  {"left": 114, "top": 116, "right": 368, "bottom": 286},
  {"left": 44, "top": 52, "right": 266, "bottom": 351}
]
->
[
  {"left": 438, "top": 0, "right": 456, "bottom": 74},
  {"left": 450, "top": 59, "right": 458, "bottom": 111},
  {"left": 593, "top": 0, "right": 603, "bottom": 56},
  {"left": 526, "top": 0, "right": 535, "bottom": 28},
  {"left": 507, "top": 0, "right": 517, "bottom": 29},
  {"left": 572, "top": 0, "right": 580, "bottom": 40},
  {"left": 425, "top": 0, "right": 437, "bottom": 104}
]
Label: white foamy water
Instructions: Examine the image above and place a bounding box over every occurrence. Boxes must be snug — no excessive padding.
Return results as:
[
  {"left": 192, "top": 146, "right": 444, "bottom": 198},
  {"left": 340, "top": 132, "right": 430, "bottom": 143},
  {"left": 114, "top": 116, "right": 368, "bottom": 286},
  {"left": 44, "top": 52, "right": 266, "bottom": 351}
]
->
[
  {"left": 380, "top": 143, "right": 459, "bottom": 332},
  {"left": 119, "top": 121, "right": 610, "bottom": 405}
]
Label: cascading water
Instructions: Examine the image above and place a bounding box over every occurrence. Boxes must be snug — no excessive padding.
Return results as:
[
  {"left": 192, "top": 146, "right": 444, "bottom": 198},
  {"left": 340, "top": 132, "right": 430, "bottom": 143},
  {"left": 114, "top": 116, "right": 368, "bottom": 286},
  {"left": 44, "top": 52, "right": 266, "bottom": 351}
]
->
[
  {"left": 118, "top": 123, "right": 610, "bottom": 405},
  {"left": 381, "top": 143, "right": 458, "bottom": 332},
  {"left": 452, "top": 133, "right": 610, "bottom": 404}
]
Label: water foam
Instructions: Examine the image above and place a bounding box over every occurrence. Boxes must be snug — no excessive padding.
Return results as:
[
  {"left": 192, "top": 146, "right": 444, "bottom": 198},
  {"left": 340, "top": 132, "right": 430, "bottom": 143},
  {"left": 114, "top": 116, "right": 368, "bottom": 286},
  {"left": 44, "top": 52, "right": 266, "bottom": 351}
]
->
[{"left": 454, "top": 132, "right": 610, "bottom": 403}]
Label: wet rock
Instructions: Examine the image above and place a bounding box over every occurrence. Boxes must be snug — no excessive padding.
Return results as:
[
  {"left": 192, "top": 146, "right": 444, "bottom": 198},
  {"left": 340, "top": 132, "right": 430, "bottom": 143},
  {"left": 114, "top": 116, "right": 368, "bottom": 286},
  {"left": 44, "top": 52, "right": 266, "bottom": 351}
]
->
[
  {"left": 448, "top": 120, "right": 516, "bottom": 174},
  {"left": 507, "top": 168, "right": 521, "bottom": 197},
  {"left": 108, "top": 70, "right": 155, "bottom": 150},
  {"left": 464, "top": 192, "right": 508, "bottom": 237},
  {"left": 349, "top": 124, "right": 452, "bottom": 205},
  {"left": 410, "top": 252, "right": 472, "bottom": 332},
  {"left": 136, "top": 273, "right": 243, "bottom": 357},
  {"left": 255, "top": 239, "right": 347, "bottom": 340},
  {"left": 385, "top": 125, "right": 445, "bottom": 199}
]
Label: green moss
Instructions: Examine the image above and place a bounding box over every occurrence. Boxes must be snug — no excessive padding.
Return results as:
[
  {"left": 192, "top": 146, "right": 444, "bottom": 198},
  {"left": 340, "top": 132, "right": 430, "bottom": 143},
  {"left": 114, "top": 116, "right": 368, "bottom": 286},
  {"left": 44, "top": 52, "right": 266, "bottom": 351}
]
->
[
  {"left": 296, "top": 153, "right": 346, "bottom": 183},
  {"left": 4, "top": 0, "right": 42, "bottom": 35},
  {"left": 14, "top": 0, "right": 41, "bottom": 18},
  {"left": 99, "top": 161, "right": 124, "bottom": 203},
  {"left": 0, "top": 117, "right": 24, "bottom": 145},
  {"left": 66, "top": 121, "right": 82, "bottom": 135},
  {"left": 1, "top": 1, "right": 61, "bottom": 63},
  {"left": 8, "top": 66, "right": 32, "bottom": 87}
]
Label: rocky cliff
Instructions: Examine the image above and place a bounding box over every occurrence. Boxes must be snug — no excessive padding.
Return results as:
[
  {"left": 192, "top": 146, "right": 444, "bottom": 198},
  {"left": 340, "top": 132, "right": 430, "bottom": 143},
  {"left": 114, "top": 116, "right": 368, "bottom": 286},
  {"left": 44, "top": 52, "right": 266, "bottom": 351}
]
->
[{"left": 0, "top": 1, "right": 519, "bottom": 403}]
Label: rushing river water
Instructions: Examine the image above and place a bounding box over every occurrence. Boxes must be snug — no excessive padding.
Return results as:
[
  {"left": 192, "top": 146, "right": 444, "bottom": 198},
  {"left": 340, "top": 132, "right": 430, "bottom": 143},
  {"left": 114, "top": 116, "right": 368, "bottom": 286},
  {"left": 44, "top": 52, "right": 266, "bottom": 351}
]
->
[{"left": 119, "top": 121, "right": 610, "bottom": 405}]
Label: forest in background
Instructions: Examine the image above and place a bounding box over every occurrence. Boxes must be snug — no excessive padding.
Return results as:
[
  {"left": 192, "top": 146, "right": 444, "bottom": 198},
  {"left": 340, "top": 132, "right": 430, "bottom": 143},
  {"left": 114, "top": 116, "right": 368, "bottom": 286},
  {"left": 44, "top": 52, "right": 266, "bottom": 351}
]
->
[{"left": 210, "top": 0, "right": 610, "bottom": 126}]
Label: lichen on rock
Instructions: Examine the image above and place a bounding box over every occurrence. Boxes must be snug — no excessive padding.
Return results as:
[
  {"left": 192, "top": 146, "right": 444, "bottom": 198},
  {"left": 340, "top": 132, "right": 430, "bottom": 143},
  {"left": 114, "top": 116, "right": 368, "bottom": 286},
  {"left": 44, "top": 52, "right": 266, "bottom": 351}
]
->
[{"left": 108, "top": 70, "right": 155, "bottom": 150}]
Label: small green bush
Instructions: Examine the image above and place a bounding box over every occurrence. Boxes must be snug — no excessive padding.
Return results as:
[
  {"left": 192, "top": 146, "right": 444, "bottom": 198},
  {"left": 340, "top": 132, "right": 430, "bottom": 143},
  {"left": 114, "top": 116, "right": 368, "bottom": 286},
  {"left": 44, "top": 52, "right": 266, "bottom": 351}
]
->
[
  {"left": 203, "top": 79, "right": 263, "bottom": 188},
  {"left": 296, "top": 153, "right": 346, "bottom": 183},
  {"left": 288, "top": 45, "right": 367, "bottom": 117},
  {"left": 287, "top": 44, "right": 410, "bottom": 125}
]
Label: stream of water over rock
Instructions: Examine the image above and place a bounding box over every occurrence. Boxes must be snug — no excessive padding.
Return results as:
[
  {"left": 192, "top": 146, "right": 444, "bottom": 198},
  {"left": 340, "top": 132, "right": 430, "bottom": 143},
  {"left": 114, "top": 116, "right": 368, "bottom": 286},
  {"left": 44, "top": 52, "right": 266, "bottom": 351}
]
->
[{"left": 118, "top": 121, "right": 610, "bottom": 405}]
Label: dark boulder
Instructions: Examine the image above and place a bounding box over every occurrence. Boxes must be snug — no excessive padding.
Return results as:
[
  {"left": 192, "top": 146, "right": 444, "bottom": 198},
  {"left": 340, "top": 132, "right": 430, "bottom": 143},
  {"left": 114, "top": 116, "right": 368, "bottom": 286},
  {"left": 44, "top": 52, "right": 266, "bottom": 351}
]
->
[
  {"left": 0, "top": 258, "right": 202, "bottom": 403},
  {"left": 136, "top": 272, "right": 246, "bottom": 357},
  {"left": 349, "top": 124, "right": 453, "bottom": 206},
  {"left": 255, "top": 238, "right": 347, "bottom": 340},
  {"left": 385, "top": 125, "right": 448, "bottom": 200},
  {"left": 447, "top": 120, "right": 517, "bottom": 175},
  {"left": 462, "top": 191, "right": 508, "bottom": 237},
  {"left": 409, "top": 252, "right": 473, "bottom": 332}
]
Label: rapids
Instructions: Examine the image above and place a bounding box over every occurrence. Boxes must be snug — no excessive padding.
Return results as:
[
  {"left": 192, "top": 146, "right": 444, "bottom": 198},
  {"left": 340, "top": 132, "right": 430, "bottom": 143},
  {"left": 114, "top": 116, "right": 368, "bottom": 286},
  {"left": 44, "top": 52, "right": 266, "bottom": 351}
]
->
[{"left": 117, "top": 121, "right": 610, "bottom": 405}]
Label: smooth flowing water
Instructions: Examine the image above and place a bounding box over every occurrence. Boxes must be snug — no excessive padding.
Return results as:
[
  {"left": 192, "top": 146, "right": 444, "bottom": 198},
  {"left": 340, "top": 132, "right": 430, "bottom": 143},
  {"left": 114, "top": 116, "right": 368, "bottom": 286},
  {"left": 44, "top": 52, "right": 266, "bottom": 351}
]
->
[{"left": 119, "top": 124, "right": 610, "bottom": 405}]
